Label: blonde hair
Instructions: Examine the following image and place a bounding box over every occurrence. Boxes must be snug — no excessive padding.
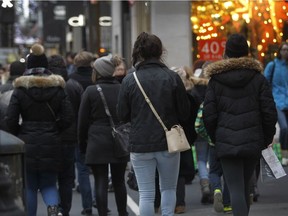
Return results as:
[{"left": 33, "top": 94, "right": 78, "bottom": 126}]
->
[
  {"left": 171, "top": 66, "right": 194, "bottom": 90},
  {"left": 74, "top": 51, "right": 94, "bottom": 67}
]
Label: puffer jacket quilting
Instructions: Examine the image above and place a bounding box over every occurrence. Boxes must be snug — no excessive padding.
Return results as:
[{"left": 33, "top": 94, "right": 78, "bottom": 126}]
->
[
  {"left": 203, "top": 57, "right": 277, "bottom": 158},
  {"left": 6, "top": 74, "right": 74, "bottom": 171}
]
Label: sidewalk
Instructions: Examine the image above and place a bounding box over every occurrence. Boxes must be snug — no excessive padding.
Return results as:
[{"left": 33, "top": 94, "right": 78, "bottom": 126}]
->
[{"left": 35, "top": 166, "right": 288, "bottom": 216}]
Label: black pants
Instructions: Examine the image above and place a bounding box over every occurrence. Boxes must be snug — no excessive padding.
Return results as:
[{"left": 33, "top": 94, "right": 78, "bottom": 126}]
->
[
  {"left": 91, "top": 162, "right": 128, "bottom": 216},
  {"left": 220, "top": 157, "right": 258, "bottom": 216},
  {"left": 58, "top": 145, "right": 75, "bottom": 216}
]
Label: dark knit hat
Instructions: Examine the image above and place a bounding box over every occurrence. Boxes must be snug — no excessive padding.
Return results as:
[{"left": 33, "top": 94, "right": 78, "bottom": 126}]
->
[
  {"left": 225, "top": 34, "right": 249, "bottom": 58},
  {"left": 92, "top": 55, "right": 115, "bottom": 77},
  {"left": 26, "top": 43, "right": 48, "bottom": 69},
  {"left": 10, "top": 60, "right": 26, "bottom": 76}
]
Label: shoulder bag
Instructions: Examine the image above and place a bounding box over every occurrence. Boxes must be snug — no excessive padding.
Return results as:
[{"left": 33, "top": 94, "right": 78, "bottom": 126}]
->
[
  {"left": 133, "top": 72, "right": 190, "bottom": 153},
  {"left": 96, "top": 85, "right": 130, "bottom": 158}
]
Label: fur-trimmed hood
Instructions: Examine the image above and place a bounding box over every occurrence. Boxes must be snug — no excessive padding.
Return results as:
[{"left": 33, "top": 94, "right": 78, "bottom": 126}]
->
[
  {"left": 13, "top": 74, "right": 65, "bottom": 102},
  {"left": 203, "top": 57, "right": 263, "bottom": 88},
  {"left": 14, "top": 74, "right": 65, "bottom": 89}
]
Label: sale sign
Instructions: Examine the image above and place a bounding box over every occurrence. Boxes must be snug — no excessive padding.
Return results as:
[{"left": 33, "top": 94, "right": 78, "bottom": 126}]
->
[{"left": 198, "top": 39, "right": 226, "bottom": 61}]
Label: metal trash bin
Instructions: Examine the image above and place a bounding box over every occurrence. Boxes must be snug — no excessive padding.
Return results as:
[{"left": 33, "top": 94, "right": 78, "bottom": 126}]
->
[{"left": 0, "top": 130, "right": 25, "bottom": 216}]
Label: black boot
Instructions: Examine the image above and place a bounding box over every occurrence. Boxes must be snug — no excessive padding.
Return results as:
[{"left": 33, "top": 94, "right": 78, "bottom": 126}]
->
[{"left": 200, "top": 179, "right": 211, "bottom": 204}]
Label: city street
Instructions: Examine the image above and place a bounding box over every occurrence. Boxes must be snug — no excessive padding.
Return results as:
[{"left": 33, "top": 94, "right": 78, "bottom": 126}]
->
[{"left": 36, "top": 166, "right": 288, "bottom": 216}]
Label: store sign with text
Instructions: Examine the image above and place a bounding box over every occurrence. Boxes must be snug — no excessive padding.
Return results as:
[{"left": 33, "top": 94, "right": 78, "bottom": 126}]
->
[{"left": 198, "top": 39, "right": 226, "bottom": 61}]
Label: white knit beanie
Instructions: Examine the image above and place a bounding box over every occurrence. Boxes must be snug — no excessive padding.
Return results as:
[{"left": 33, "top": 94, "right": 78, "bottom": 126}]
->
[{"left": 92, "top": 55, "right": 115, "bottom": 77}]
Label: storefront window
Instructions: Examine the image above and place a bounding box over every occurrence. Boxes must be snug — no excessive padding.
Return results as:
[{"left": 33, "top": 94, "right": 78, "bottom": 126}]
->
[{"left": 191, "top": 0, "right": 288, "bottom": 65}]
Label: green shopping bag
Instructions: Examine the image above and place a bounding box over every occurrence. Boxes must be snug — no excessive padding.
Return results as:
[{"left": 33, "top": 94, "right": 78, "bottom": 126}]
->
[
  {"left": 272, "top": 143, "right": 282, "bottom": 161},
  {"left": 192, "top": 146, "right": 198, "bottom": 171}
]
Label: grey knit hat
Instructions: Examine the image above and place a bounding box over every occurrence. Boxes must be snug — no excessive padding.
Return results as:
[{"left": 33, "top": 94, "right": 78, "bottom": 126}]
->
[{"left": 92, "top": 55, "right": 115, "bottom": 77}]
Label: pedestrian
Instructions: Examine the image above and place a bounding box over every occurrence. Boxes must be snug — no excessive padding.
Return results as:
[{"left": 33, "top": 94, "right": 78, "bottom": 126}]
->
[
  {"left": 171, "top": 66, "right": 198, "bottom": 214},
  {"left": 69, "top": 50, "right": 95, "bottom": 216},
  {"left": 190, "top": 60, "right": 212, "bottom": 205},
  {"left": 65, "top": 51, "right": 76, "bottom": 76},
  {"left": 195, "top": 103, "right": 231, "bottom": 213},
  {"left": 0, "top": 60, "right": 26, "bottom": 93},
  {"left": 0, "top": 60, "right": 26, "bottom": 130},
  {"left": 203, "top": 33, "right": 277, "bottom": 216},
  {"left": 264, "top": 42, "right": 288, "bottom": 166},
  {"left": 113, "top": 55, "right": 127, "bottom": 83},
  {"left": 48, "top": 54, "right": 75, "bottom": 216},
  {"left": 78, "top": 55, "right": 129, "bottom": 216},
  {"left": 117, "top": 32, "right": 191, "bottom": 216},
  {"left": 5, "top": 43, "right": 74, "bottom": 216},
  {"left": 0, "top": 63, "right": 8, "bottom": 85}
]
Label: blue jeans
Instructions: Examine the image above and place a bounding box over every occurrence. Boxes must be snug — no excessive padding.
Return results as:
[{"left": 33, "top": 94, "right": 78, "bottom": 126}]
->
[
  {"left": 58, "top": 144, "right": 75, "bottom": 215},
  {"left": 195, "top": 139, "right": 210, "bottom": 179},
  {"left": 131, "top": 151, "right": 180, "bottom": 216},
  {"left": 277, "top": 108, "right": 288, "bottom": 150},
  {"left": 75, "top": 146, "right": 92, "bottom": 210},
  {"left": 209, "top": 146, "right": 230, "bottom": 205},
  {"left": 26, "top": 170, "right": 59, "bottom": 216}
]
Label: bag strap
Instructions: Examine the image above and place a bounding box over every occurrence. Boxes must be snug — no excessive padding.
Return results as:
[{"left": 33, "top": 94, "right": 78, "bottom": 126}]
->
[
  {"left": 46, "top": 102, "right": 57, "bottom": 121},
  {"left": 96, "top": 84, "right": 116, "bottom": 128},
  {"left": 133, "top": 72, "right": 168, "bottom": 132}
]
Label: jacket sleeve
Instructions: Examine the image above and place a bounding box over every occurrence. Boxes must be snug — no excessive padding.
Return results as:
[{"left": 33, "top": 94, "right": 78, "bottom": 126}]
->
[
  {"left": 263, "top": 61, "right": 274, "bottom": 83},
  {"left": 78, "top": 89, "right": 91, "bottom": 153},
  {"left": 5, "top": 90, "right": 21, "bottom": 135},
  {"left": 65, "top": 79, "right": 83, "bottom": 117},
  {"left": 58, "top": 90, "right": 74, "bottom": 131},
  {"left": 203, "top": 80, "right": 218, "bottom": 143},
  {"left": 259, "top": 76, "right": 277, "bottom": 146},
  {"left": 175, "top": 74, "right": 191, "bottom": 122},
  {"left": 117, "top": 78, "right": 131, "bottom": 123}
]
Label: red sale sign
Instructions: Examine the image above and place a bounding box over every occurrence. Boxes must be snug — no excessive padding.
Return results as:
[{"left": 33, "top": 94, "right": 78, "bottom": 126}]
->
[{"left": 198, "top": 39, "right": 226, "bottom": 61}]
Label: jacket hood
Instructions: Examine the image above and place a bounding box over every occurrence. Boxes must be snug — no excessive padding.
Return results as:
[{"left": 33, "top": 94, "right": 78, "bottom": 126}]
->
[
  {"left": 203, "top": 57, "right": 263, "bottom": 88},
  {"left": 13, "top": 74, "right": 65, "bottom": 102}
]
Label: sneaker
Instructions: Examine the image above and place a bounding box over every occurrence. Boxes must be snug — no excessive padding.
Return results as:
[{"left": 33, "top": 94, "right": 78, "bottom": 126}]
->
[
  {"left": 223, "top": 205, "right": 232, "bottom": 214},
  {"left": 213, "top": 189, "right": 224, "bottom": 213},
  {"left": 81, "top": 208, "right": 92, "bottom": 216},
  {"left": 174, "top": 205, "right": 185, "bottom": 214}
]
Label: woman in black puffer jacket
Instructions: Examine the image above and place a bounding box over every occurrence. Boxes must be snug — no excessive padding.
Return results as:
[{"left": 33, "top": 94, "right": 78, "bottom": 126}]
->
[
  {"left": 203, "top": 34, "right": 277, "bottom": 216},
  {"left": 6, "top": 44, "right": 74, "bottom": 216}
]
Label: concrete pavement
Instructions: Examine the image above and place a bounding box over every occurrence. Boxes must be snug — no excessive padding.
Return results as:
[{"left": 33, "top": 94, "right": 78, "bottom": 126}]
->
[{"left": 35, "top": 166, "right": 288, "bottom": 216}]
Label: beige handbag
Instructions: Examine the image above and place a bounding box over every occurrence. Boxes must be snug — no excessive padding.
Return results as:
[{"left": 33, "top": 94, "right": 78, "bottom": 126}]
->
[{"left": 133, "top": 72, "right": 190, "bottom": 153}]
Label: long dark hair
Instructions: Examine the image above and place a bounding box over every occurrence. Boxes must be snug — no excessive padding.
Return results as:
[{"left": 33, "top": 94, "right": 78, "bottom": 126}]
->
[
  {"left": 132, "top": 32, "right": 164, "bottom": 67},
  {"left": 277, "top": 42, "right": 288, "bottom": 59}
]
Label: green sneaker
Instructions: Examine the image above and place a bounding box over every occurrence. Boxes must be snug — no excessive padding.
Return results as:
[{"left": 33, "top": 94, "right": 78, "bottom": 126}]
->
[
  {"left": 213, "top": 189, "right": 224, "bottom": 212},
  {"left": 223, "top": 205, "right": 232, "bottom": 214}
]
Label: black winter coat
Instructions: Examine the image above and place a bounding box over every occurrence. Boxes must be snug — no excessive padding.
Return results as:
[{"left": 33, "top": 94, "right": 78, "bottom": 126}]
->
[
  {"left": 203, "top": 57, "right": 277, "bottom": 159},
  {"left": 6, "top": 74, "right": 74, "bottom": 171},
  {"left": 78, "top": 78, "right": 129, "bottom": 164},
  {"left": 63, "top": 67, "right": 93, "bottom": 144},
  {"left": 117, "top": 59, "right": 191, "bottom": 153}
]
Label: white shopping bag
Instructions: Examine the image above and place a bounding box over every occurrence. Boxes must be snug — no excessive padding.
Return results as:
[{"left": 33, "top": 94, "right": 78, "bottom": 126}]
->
[{"left": 262, "top": 147, "right": 286, "bottom": 179}]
